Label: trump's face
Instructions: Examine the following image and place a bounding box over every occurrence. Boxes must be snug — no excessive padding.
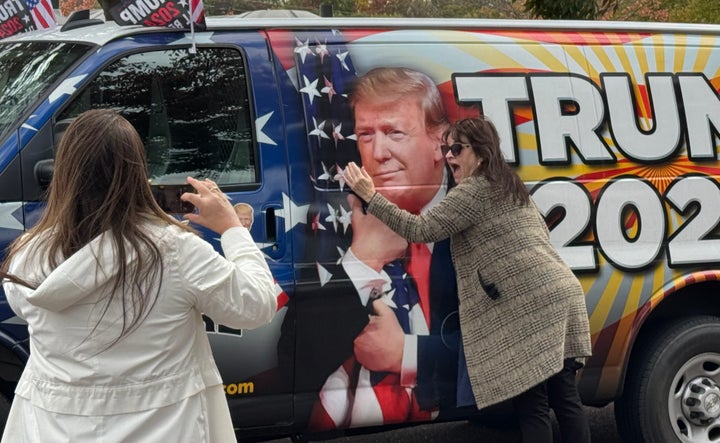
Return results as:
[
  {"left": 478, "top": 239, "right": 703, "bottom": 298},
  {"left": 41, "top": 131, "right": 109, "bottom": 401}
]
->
[
  {"left": 234, "top": 207, "right": 253, "bottom": 229},
  {"left": 354, "top": 96, "right": 445, "bottom": 214}
]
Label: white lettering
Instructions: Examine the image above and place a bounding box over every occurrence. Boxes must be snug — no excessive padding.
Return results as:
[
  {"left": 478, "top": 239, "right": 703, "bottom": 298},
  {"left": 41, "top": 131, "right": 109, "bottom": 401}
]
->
[
  {"left": 0, "top": 0, "right": 24, "bottom": 21},
  {"left": 604, "top": 73, "right": 681, "bottom": 162},
  {"left": 121, "top": 0, "right": 166, "bottom": 23},
  {"left": 453, "top": 74, "right": 529, "bottom": 163},
  {"left": 679, "top": 74, "right": 720, "bottom": 160},
  {"left": 531, "top": 75, "right": 614, "bottom": 164}
]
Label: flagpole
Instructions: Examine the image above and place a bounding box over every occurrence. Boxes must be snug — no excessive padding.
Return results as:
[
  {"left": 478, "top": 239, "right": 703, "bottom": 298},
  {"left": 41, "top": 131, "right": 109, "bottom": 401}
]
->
[{"left": 189, "top": 0, "right": 197, "bottom": 54}]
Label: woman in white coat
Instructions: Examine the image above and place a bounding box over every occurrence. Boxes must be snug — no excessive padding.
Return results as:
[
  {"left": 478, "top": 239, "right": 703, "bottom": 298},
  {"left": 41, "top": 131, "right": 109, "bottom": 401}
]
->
[{"left": 0, "top": 109, "right": 277, "bottom": 442}]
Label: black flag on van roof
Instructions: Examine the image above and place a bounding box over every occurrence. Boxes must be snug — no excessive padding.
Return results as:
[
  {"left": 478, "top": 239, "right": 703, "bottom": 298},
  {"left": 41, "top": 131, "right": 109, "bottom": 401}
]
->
[
  {"left": 98, "top": 0, "right": 205, "bottom": 29},
  {"left": 0, "top": 0, "right": 57, "bottom": 39}
]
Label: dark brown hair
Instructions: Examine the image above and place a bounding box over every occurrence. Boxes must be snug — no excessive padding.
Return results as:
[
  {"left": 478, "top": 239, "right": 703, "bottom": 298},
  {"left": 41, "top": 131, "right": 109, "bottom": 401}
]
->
[
  {"left": 1, "top": 109, "right": 193, "bottom": 345},
  {"left": 444, "top": 117, "right": 530, "bottom": 205}
]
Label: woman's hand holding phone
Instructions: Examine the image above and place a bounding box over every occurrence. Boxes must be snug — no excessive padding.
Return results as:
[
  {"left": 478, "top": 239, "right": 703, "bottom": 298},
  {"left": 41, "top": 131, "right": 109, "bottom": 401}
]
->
[{"left": 180, "top": 177, "right": 243, "bottom": 235}]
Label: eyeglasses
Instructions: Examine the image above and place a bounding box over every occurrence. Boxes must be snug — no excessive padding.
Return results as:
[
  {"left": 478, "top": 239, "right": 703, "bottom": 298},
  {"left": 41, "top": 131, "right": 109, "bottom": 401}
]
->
[{"left": 440, "top": 143, "right": 473, "bottom": 157}]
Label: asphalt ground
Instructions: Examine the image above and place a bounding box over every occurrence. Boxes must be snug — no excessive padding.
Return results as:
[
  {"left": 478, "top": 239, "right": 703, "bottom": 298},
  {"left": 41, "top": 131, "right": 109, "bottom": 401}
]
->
[{"left": 260, "top": 403, "right": 620, "bottom": 443}]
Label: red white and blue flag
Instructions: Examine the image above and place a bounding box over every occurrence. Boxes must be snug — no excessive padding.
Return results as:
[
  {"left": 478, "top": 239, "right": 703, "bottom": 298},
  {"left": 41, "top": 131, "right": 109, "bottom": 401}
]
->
[
  {"left": 104, "top": 0, "right": 205, "bottom": 29},
  {"left": 285, "top": 29, "right": 438, "bottom": 431},
  {"left": 0, "top": 0, "right": 57, "bottom": 40}
]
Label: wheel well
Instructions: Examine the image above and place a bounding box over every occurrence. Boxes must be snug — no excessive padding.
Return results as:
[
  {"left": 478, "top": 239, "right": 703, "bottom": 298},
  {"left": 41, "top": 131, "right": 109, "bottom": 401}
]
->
[{"left": 619, "top": 281, "right": 720, "bottom": 397}]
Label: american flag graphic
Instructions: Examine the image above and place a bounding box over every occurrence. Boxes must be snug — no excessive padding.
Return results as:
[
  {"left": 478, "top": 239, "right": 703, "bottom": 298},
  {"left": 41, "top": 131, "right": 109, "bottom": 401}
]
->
[
  {"left": 189, "top": 0, "right": 204, "bottom": 27},
  {"left": 26, "top": 0, "right": 56, "bottom": 29},
  {"left": 289, "top": 29, "right": 438, "bottom": 431}
]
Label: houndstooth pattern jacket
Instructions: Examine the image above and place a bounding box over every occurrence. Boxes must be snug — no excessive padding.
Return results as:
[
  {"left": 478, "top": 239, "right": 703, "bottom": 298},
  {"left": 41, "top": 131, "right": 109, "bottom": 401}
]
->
[{"left": 366, "top": 175, "right": 592, "bottom": 410}]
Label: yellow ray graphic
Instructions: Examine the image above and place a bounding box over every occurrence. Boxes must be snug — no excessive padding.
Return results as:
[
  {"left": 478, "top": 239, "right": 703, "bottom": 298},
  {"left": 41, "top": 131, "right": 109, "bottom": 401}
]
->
[
  {"left": 674, "top": 34, "right": 688, "bottom": 73},
  {"left": 692, "top": 35, "right": 717, "bottom": 73},
  {"left": 566, "top": 45, "right": 595, "bottom": 78},
  {"left": 521, "top": 43, "right": 568, "bottom": 73},
  {"left": 651, "top": 34, "right": 667, "bottom": 72},
  {"left": 589, "top": 268, "right": 623, "bottom": 333}
]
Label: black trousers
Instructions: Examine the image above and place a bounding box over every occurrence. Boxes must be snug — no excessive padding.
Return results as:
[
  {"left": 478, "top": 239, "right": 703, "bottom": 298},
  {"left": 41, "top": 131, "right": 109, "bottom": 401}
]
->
[{"left": 511, "top": 358, "right": 591, "bottom": 443}]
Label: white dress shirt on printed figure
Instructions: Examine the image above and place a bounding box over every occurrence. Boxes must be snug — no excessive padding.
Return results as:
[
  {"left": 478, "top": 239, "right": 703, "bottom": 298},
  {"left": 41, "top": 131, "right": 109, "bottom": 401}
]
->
[{"left": 1, "top": 222, "right": 276, "bottom": 443}]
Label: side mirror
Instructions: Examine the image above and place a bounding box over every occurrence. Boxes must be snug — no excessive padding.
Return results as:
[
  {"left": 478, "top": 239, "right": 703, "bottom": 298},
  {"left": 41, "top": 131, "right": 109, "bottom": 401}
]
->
[{"left": 34, "top": 159, "right": 54, "bottom": 190}]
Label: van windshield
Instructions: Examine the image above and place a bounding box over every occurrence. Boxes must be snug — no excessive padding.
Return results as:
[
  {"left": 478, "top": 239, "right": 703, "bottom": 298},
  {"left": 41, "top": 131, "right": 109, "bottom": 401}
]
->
[{"left": 0, "top": 41, "right": 88, "bottom": 143}]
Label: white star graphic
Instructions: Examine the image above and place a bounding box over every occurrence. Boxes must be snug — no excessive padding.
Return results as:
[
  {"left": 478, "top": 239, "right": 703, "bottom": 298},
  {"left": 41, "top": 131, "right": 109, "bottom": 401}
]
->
[
  {"left": 325, "top": 203, "right": 338, "bottom": 232},
  {"left": 315, "top": 38, "right": 329, "bottom": 64},
  {"left": 317, "top": 262, "right": 332, "bottom": 287},
  {"left": 286, "top": 66, "right": 299, "bottom": 90},
  {"left": 48, "top": 75, "right": 87, "bottom": 103},
  {"left": 252, "top": 240, "right": 275, "bottom": 250},
  {"left": 0, "top": 316, "right": 25, "bottom": 325},
  {"left": 0, "top": 202, "right": 24, "bottom": 231},
  {"left": 255, "top": 112, "right": 277, "bottom": 146},
  {"left": 384, "top": 292, "right": 398, "bottom": 308},
  {"left": 309, "top": 117, "right": 329, "bottom": 141},
  {"left": 338, "top": 205, "right": 352, "bottom": 234},
  {"left": 177, "top": 0, "right": 187, "bottom": 7},
  {"left": 274, "top": 282, "right": 285, "bottom": 297},
  {"left": 276, "top": 193, "right": 309, "bottom": 232},
  {"left": 312, "top": 213, "right": 326, "bottom": 232},
  {"left": 21, "top": 14, "right": 30, "bottom": 24},
  {"left": 334, "top": 164, "right": 347, "bottom": 191},
  {"left": 335, "top": 246, "right": 346, "bottom": 265},
  {"left": 317, "top": 162, "right": 334, "bottom": 181},
  {"left": 294, "top": 38, "right": 314, "bottom": 64},
  {"left": 300, "top": 76, "right": 321, "bottom": 105},
  {"left": 332, "top": 122, "right": 345, "bottom": 147},
  {"left": 21, "top": 123, "right": 38, "bottom": 133},
  {"left": 336, "top": 50, "right": 350, "bottom": 71},
  {"left": 321, "top": 76, "right": 336, "bottom": 103}
]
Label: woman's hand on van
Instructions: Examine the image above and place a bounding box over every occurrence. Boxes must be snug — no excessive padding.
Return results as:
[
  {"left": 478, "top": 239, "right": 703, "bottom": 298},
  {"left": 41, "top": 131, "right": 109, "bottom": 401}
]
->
[
  {"left": 181, "top": 176, "right": 242, "bottom": 234},
  {"left": 344, "top": 162, "right": 376, "bottom": 203}
]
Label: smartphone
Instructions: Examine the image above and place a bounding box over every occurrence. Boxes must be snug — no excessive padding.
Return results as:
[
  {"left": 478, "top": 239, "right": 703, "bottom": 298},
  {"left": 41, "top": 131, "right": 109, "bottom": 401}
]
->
[{"left": 151, "top": 184, "right": 195, "bottom": 214}]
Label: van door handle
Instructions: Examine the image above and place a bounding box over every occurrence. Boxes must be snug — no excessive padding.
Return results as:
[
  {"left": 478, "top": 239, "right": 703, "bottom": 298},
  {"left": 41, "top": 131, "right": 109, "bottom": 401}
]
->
[
  {"left": 265, "top": 206, "right": 277, "bottom": 244},
  {"left": 261, "top": 204, "right": 284, "bottom": 259}
]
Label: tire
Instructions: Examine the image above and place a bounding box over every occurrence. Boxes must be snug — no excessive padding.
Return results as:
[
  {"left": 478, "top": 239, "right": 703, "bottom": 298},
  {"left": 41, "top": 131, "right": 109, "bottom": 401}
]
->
[{"left": 615, "top": 315, "right": 720, "bottom": 442}]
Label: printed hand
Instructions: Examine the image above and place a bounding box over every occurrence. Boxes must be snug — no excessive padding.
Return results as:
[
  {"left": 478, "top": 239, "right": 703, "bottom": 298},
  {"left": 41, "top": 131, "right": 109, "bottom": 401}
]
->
[
  {"left": 353, "top": 299, "right": 404, "bottom": 373},
  {"left": 347, "top": 193, "right": 407, "bottom": 272}
]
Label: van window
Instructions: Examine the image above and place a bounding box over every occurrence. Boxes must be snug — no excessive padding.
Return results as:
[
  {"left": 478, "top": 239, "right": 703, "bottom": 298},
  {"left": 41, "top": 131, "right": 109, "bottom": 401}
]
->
[
  {"left": 57, "top": 47, "right": 257, "bottom": 186},
  {"left": 0, "top": 42, "right": 88, "bottom": 144}
]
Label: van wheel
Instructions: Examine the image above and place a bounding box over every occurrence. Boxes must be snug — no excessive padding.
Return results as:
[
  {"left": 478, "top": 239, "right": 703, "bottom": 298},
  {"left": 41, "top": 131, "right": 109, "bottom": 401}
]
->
[{"left": 615, "top": 316, "right": 720, "bottom": 442}]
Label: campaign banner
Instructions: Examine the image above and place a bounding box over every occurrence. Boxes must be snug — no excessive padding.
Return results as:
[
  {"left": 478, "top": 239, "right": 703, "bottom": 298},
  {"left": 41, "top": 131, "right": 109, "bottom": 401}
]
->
[
  {"left": 104, "top": 0, "right": 205, "bottom": 29},
  {"left": 0, "top": 0, "right": 57, "bottom": 40}
]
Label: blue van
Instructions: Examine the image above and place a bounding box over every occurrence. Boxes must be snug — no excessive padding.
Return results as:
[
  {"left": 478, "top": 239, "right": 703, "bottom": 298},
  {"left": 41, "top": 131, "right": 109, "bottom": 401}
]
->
[{"left": 2, "top": 11, "right": 720, "bottom": 442}]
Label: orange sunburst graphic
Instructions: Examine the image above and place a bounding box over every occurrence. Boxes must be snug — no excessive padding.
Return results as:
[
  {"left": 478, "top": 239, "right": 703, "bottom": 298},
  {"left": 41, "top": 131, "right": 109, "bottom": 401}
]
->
[
  {"left": 576, "top": 157, "right": 720, "bottom": 197},
  {"left": 477, "top": 30, "right": 651, "bottom": 46},
  {"left": 573, "top": 157, "right": 720, "bottom": 236}
]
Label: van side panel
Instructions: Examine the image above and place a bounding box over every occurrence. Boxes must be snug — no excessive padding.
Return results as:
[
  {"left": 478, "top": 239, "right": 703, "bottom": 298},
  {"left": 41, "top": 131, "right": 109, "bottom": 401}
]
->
[
  {"left": 271, "top": 26, "right": 720, "bottom": 431},
  {"left": 3, "top": 19, "right": 720, "bottom": 441}
]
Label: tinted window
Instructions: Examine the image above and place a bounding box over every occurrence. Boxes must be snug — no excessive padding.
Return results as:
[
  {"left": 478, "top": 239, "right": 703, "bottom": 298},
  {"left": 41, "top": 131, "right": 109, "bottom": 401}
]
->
[
  {"left": 0, "top": 42, "right": 88, "bottom": 143},
  {"left": 58, "top": 47, "right": 256, "bottom": 186}
]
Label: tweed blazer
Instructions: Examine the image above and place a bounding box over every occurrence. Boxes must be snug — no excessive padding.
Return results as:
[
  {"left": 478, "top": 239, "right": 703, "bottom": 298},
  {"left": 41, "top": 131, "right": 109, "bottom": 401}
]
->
[{"left": 366, "top": 175, "right": 592, "bottom": 410}]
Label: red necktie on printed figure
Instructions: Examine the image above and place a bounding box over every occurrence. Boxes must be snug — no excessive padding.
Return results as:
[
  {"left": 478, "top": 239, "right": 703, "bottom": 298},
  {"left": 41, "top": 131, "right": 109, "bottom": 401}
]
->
[{"left": 407, "top": 243, "right": 431, "bottom": 328}]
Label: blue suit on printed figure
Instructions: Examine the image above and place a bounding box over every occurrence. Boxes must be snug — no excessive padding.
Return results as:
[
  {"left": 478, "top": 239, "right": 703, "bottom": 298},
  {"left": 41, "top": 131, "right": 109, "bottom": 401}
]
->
[
  {"left": 278, "top": 170, "right": 460, "bottom": 431},
  {"left": 276, "top": 37, "right": 462, "bottom": 430}
]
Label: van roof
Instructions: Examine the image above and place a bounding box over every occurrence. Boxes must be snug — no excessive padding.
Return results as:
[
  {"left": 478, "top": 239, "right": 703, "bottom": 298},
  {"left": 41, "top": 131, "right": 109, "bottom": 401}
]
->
[{"left": 4, "top": 12, "right": 720, "bottom": 47}]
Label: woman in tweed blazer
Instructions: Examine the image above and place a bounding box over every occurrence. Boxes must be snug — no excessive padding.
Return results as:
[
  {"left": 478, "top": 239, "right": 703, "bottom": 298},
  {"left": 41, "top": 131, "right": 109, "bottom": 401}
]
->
[{"left": 344, "top": 117, "right": 592, "bottom": 443}]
